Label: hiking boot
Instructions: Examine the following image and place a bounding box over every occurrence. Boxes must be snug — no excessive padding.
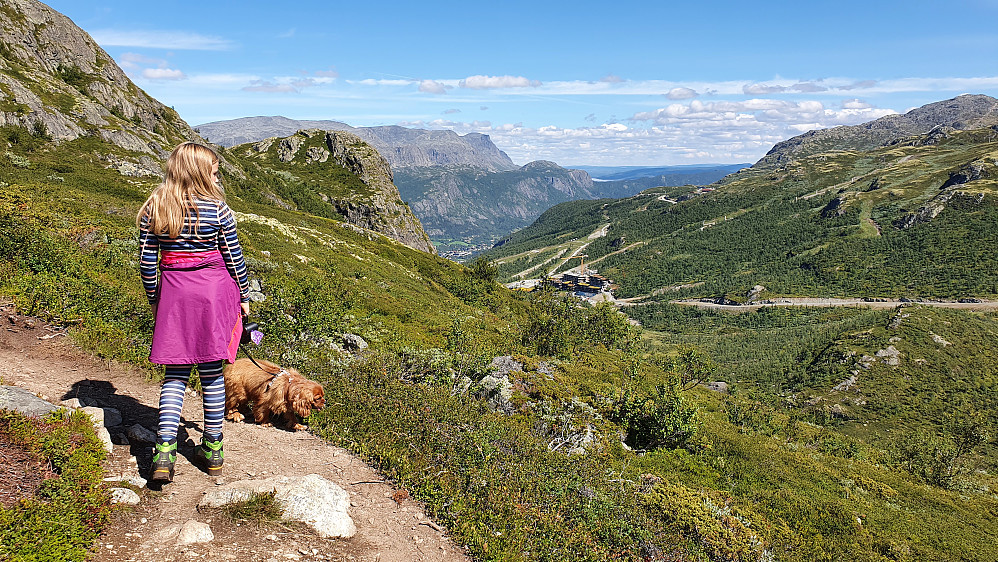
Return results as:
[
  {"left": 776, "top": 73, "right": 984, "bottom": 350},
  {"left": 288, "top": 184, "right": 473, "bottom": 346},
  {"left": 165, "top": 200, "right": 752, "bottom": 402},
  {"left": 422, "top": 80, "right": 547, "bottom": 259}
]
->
[
  {"left": 150, "top": 437, "right": 178, "bottom": 483},
  {"left": 197, "top": 433, "right": 224, "bottom": 474}
]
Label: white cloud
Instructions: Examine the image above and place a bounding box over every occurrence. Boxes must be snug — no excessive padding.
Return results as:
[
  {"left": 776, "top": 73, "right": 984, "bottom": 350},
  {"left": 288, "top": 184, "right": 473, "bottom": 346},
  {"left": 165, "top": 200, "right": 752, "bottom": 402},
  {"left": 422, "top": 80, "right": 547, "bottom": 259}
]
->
[
  {"left": 443, "top": 108, "right": 461, "bottom": 114},
  {"left": 242, "top": 80, "right": 297, "bottom": 93},
  {"left": 841, "top": 98, "right": 872, "bottom": 109},
  {"left": 418, "top": 80, "right": 448, "bottom": 94},
  {"left": 743, "top": 82, "right": 788, "bottom": 94},
  {"left": 599, "top": 74, "right": 624, "bottom": 83},
  {"left": 841, "top": 79, "right": 878, "bottom": 90},
  {"left": 118, "top": 52, "right": 168, "bottom": 70},
  {"left": 351, "top": 78, "right": 414, "bottom": 86},
  {"left": 314, "top": 68, "right": 339, "bottom": 78},
  {"left": 142, "top": 68, "right": 186, "bottom": 80},
  {"left": 666, "top": 87, "right": 698, "bottom": 100},
  {"left": 459, "top": 75, "right": 541, "bottom": 89},
  {"left": 791, "top": 81, "right": 828, "bottom": 93},
  {"left": 90, "top": 29, "right": 234, "bottom": 50}
]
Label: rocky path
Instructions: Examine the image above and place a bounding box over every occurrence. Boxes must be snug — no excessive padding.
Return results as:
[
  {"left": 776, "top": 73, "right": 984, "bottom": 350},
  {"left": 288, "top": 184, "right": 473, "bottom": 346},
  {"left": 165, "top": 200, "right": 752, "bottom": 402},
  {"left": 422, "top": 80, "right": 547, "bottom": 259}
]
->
[{"left": 0, "top": 302, "right": 471, "bottom": 562}]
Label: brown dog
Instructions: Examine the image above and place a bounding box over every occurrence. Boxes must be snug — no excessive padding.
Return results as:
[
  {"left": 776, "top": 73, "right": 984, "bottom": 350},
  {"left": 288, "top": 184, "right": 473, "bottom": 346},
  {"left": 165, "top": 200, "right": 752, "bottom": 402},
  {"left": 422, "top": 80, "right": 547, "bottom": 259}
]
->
[{"left": 224, "top": 358, "right": 325, "bottom": 431}]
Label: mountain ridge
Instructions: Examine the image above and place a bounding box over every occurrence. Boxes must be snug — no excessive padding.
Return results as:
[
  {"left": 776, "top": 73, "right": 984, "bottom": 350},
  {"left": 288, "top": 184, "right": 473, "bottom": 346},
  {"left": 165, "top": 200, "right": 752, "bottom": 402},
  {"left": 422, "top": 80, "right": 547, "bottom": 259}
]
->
[
  {"left": 196, "top": 116, "right": 518, "bottom": 172},
  {"left": 757, "top": 93, "right": 998, "bottom": 169}
]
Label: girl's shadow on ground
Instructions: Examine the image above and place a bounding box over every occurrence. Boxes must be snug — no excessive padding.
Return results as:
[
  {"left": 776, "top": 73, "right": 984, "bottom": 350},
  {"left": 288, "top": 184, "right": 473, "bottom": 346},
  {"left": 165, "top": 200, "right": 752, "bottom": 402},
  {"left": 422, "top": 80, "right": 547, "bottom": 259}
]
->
[{"left": 61, "top": 379, "right": 211, "bottom": 489}]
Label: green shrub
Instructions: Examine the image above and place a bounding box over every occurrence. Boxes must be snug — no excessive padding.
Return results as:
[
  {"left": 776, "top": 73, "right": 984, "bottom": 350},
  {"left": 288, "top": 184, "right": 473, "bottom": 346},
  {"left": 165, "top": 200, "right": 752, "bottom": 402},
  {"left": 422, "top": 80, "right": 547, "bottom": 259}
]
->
[
  {"left": 639, "top": 481, "right": 768, "bottom": 561},
  {"left": 614, "top": 384, "right": 701, "bottom": 450},
  {"left": 0, "top": 410, "right": 112, "bottom": 561}
]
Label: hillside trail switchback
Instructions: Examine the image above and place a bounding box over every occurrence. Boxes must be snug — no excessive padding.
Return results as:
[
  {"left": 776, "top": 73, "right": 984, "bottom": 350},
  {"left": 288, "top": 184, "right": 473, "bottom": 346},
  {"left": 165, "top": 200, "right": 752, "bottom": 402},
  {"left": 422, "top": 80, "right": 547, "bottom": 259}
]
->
[{"left": 0, "top": 302, "right": 470, "bottom": 562}]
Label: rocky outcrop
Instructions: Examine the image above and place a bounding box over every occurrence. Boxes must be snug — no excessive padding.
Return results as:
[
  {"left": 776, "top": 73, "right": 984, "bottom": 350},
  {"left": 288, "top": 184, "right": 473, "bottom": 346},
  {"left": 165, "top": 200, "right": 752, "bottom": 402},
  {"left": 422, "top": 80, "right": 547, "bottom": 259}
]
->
[
  {"left": 196, "top": 116, "right": 518, "bottom": 172},
  {"left": 0, "top": 0, "right": 199, "bottom": 157},
  {"left": 941, "top": 160, "right": 990, "bottom": 188},
  {"left": 244, "top": 129, "right": 435, "bottom": 253},
  {"left": 893, "top": 191, "right": 956, "bottom": 229}
]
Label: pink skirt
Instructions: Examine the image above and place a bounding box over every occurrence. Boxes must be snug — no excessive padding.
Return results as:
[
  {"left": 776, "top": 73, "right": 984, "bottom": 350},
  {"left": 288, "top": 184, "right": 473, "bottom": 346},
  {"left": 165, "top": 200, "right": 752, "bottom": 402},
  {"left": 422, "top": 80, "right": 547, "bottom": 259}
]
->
[{"left": 150, "top": 251, "right": 241, "bottom": 365}]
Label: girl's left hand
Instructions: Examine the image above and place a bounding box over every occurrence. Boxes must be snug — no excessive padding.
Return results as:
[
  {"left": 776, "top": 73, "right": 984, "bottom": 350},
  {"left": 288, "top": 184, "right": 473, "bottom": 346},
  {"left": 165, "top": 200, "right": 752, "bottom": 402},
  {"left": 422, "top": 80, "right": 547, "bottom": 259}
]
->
[{"left": 241, "top": 302, "right": 250, "bottom": 317}]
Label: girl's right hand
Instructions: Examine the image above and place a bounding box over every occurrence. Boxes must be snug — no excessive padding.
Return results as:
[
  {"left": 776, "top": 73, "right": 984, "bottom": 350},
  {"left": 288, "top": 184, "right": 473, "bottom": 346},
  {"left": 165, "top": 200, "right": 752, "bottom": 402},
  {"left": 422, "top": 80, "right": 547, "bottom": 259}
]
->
[{"left": 240, "top": 302, "right": 250, "bottom": 317}]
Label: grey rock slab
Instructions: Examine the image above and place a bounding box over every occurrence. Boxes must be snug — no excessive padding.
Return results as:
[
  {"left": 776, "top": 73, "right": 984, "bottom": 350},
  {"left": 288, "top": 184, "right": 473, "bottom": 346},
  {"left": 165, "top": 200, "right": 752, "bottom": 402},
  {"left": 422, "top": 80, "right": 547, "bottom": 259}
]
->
[
  {"left": 341, "top": 333, "right": 368, "bottom": 351},
  {"left": 0, "top": 386, "right": 58, "bottom": 417},
  {"left": 105, "top": 474, "right": 148, "bottom": 488}
]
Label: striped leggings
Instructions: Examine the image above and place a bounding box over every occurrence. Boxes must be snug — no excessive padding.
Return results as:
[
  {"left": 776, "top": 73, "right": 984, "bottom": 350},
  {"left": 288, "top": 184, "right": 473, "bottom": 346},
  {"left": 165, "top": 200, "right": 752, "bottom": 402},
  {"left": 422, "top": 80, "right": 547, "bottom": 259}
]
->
[{"left": 157, "top": 361, "right": 225, "bottom": 441}]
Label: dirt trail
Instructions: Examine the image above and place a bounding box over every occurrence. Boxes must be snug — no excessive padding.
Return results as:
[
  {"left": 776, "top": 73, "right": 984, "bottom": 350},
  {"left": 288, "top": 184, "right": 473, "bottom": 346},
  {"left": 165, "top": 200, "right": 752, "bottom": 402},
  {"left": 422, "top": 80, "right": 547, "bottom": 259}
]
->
[
  {"left": 669, "top": 297, "right": 998, "bottom": 311},
  {"left": 0, "top": 302, "right": 470, "bottom": 562}
]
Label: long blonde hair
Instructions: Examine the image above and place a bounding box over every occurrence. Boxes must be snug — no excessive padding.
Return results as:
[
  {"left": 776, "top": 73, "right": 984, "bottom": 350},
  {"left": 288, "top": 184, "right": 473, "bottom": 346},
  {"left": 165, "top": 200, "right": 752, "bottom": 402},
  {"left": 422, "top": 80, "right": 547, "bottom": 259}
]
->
[{"left": 136, "top": 142, "right": 225, "bottom": 237}]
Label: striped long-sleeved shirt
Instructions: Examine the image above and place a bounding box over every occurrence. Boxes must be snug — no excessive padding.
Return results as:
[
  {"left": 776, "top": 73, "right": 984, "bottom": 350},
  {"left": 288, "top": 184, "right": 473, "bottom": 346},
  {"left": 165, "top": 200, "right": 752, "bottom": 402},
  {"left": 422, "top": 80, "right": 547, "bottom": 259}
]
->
[{"left": 139, "top": 199, "right": 250, "bottom": 304}]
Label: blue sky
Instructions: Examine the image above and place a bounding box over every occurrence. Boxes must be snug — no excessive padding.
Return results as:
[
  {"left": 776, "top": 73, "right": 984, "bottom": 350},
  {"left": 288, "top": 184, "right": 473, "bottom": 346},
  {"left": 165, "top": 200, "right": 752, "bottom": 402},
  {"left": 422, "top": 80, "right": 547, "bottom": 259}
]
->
[{"left": 47, "top": 0, "right": 998, "bottom": 166}]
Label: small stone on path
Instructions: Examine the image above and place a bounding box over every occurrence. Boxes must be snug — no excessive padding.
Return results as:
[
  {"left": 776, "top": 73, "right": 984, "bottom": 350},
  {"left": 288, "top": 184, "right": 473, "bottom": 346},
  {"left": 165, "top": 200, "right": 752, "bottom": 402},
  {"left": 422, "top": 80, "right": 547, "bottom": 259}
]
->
[
  {"left": 177, "top": 520, "right": 213, "bottom": 545},
  {"left": 110, "top": 488, "right": 141, "bottom": 505}
]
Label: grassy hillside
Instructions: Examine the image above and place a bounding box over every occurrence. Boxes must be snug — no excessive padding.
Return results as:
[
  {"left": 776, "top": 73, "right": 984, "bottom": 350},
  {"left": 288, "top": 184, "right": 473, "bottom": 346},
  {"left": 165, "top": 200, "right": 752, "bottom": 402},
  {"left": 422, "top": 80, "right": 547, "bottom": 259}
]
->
[
  {"left": 2, "top": 120, "right": 997, "bottom": 561},
  {"left": 486, "top": 128, "right": 998, "bottom": 302}
]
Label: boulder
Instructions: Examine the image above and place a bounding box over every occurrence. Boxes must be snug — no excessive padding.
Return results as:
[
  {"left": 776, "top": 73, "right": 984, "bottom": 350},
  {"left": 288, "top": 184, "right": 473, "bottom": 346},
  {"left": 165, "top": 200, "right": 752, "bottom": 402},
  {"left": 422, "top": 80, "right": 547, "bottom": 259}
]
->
[
  {"left": 341, "top": 333, "right": 368, "bottom": 352},
  {"left": 200, "top": 474, "right": 356, "bottom": 539},
  {"left": 80, "top": 406, "right": 105, "bottom": 426},
  {"left": 489, "top": 355, "right": 523, "bottom": 377},
  {"left": 703, "top": 381, "right": 729, "bottom": 394},
  {"left": 474, "top": 374, "right": 513, "bottom": 411},
  {"left": 875, "top": 346, "right": 901, "bottom": 366}
]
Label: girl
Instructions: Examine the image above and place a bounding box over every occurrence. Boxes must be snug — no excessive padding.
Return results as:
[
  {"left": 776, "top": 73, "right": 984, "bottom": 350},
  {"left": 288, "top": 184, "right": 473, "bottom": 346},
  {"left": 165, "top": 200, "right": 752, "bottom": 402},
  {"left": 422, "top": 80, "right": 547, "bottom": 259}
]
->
[{"left": 137, "top": 142, "right": 250, "bottom": 483}]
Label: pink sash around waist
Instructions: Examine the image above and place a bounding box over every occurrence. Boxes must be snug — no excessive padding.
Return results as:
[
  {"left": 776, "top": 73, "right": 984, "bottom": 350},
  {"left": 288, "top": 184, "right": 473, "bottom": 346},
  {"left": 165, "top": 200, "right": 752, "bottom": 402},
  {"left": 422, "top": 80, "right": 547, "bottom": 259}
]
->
[{"left": 160, "top": 250, "right": 221, "bottom": 267}]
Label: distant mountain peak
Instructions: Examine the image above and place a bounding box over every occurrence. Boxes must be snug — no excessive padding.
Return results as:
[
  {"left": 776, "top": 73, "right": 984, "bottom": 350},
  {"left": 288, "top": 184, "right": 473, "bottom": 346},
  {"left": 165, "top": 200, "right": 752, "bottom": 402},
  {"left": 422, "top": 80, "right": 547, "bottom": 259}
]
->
[{"left": 757, "top": 94, "right": 998, "bottom": 168}]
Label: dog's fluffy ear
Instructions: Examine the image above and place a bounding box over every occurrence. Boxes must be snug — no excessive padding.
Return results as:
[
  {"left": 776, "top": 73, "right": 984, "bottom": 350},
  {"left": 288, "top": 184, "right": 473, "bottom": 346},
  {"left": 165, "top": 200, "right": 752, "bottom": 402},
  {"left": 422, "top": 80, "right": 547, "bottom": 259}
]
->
[{"left": 289, "top": 382, "right": 313, "bottom": 418}]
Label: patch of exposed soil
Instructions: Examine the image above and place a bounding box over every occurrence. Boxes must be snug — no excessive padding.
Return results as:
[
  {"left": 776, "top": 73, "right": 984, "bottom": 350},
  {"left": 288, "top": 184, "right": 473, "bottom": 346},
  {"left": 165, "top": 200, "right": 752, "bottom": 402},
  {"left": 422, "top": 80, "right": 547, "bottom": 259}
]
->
[
  {"left": 0, "top": 301, "right": 471, "bottom": 562},
  {"left": 0, "top": 429, "right": 53, "bottom": 508}
]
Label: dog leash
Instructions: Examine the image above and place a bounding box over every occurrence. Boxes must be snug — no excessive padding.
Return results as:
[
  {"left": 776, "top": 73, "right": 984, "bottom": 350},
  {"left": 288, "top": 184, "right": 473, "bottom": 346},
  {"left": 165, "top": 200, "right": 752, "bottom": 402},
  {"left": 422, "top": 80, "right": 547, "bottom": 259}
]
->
[
  {"left": 239, "top": 344, "right": 271, "bottom": 373},
  {"left": 238, "top": 343, "right": 288, "bottom": 392}
]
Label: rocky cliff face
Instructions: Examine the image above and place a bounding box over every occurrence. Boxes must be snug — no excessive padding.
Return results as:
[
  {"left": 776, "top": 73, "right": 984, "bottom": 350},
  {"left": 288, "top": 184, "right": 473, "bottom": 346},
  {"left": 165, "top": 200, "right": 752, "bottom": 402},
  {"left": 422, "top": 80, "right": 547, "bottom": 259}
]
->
[
  {"left": 0, "top": 0, "right": 197, "bottom": 166},
  {"left": 196, "top": 117, "right": 517, "bottom": 172},
  {"left": 239, "top": 129, "right": 435, "bottom": 253},
  {"left": 395, "top": 161, "right": 595, "bottom": 249},
  {"left": 756, "top": 94, "right": 998, "bottom": 169}
]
